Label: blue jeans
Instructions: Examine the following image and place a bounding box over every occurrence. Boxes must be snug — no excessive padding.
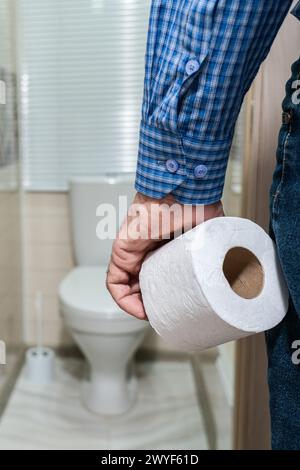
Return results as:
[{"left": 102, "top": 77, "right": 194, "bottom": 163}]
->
[{"left": 266, "top": 56, "right": 300, "bottom": 450}]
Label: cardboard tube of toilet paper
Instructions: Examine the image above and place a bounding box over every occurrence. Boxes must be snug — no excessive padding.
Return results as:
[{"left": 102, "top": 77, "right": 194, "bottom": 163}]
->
[{"left": 140, "top": 217, "right": 288, "bottom": 352}]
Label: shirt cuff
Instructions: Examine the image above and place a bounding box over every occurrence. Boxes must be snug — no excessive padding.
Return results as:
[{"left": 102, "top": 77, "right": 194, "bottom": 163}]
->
[{"left": 135, "top": 120, "right": 232, "bottom": 205}]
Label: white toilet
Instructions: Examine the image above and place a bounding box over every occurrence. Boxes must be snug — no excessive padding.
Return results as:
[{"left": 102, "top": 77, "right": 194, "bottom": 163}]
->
[{"left": 59, "top": 175, "right": 149, "bottom": 415}]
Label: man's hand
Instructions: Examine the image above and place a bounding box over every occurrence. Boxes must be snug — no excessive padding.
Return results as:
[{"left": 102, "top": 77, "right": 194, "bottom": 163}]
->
[{"left": 106, "top": 192, "right": 224, "bottom": 320}]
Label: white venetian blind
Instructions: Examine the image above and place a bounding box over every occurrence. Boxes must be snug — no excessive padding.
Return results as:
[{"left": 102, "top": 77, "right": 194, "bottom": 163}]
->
[{"left": 20, "top": 0, "right": 151, "bottom": 190}]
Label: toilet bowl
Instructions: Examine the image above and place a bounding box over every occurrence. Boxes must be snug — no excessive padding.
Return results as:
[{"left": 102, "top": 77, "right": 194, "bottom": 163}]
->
[{"left": 59, "top": 175, "right": 149, "bottom": 415}]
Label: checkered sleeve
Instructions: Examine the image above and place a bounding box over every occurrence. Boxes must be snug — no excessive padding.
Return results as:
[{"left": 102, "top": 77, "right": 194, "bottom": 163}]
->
[{"left": 135, "top": 0, "right": 293, "bottom": 204}]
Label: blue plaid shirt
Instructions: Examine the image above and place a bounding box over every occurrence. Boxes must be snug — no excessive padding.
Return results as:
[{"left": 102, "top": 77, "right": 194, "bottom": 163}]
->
[{"left": 135, "top": 0, "right": 299, "bottom": 204}]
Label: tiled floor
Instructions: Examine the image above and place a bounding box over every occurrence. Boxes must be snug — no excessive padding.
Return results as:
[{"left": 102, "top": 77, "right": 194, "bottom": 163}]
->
[
  {"left": 193, "top": 358, "right": 233, "bottom": 450},
  {"left": 0, "top": 351, "right": 23, "bottom": 416},
  {"left": 0, "top": 357, "right": 209, "bottom": 450}
]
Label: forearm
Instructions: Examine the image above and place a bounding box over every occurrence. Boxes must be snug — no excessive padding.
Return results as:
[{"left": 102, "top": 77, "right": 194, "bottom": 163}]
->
[{"left": 135, "top": 0, "right": 293, "bottom": 205}]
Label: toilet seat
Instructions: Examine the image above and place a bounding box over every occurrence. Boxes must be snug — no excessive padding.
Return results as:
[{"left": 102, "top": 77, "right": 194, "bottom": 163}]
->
[{"left": 59, "top": 266, "right": 146, "bottom": 334}]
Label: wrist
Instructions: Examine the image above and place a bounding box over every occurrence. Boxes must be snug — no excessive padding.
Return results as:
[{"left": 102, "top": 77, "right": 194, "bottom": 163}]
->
[{"left": 131, "top": 193, "right": 223, "bottom": 239}]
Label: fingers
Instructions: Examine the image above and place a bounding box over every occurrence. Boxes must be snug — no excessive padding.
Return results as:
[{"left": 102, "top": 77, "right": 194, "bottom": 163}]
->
[
  {"left": 116, "top": 291, "right": 147, "bottom": 320},
  {"left": 106, "top": 260, "right": 147, "bottom": 320}
]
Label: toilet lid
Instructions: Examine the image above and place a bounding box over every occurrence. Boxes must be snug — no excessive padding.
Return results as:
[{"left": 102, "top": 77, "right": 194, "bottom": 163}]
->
[{"left": 59, "top": 266, "right": 126, "bottom": 317}]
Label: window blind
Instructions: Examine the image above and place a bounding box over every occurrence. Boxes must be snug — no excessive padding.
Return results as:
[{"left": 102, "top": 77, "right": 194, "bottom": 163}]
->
[{"left": 20, "top": 0, "right": 151, "bottom": 190}]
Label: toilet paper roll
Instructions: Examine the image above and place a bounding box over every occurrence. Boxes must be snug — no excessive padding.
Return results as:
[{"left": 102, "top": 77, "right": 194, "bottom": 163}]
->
[{"left": 140, "top": 217, "right": 288, "bottom": 352}]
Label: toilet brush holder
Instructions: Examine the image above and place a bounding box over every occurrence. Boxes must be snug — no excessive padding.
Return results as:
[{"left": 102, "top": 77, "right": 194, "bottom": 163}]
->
[{"left": 25, "top": 347, "right": 55, "bottom": 385}]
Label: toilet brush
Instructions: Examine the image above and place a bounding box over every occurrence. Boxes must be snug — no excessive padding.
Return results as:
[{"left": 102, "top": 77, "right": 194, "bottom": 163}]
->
[{"left": 25, "top": 291, "right": 55, "bottom": 384}]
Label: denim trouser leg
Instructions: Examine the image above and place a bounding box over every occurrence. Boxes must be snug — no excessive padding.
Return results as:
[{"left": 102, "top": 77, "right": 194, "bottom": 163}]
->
[
  {"left": 265, "top": 57, "right": 300, "bottom": 450},
  {"left": 266, "top": 298, "right": 300, "bottom": 449}
]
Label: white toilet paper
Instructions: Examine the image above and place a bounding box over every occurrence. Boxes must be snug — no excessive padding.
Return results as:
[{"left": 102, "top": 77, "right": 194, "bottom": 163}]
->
[{"left": 140, "top": 217, "right": 288, "bottom": 352}]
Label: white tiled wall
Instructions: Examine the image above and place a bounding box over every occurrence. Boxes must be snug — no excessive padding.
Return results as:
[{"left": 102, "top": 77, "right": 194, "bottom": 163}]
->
[
  {"left": 0, "top": 190, "right": 22, "bottom": 349},
  {"left": 23, "top": 193, "right": 74, "bottom": 347}
]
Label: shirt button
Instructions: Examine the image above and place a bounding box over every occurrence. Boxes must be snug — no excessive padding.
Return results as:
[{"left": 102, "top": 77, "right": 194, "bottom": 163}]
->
[
  {"left": 194, "top": 164, "right": 208, "bottom": 179},
  {"left": 165, "top": 159, "right": 179, "bottom": 174},
  {"left": 185, "top": 59, "right": 200, "bottom": 76}
]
